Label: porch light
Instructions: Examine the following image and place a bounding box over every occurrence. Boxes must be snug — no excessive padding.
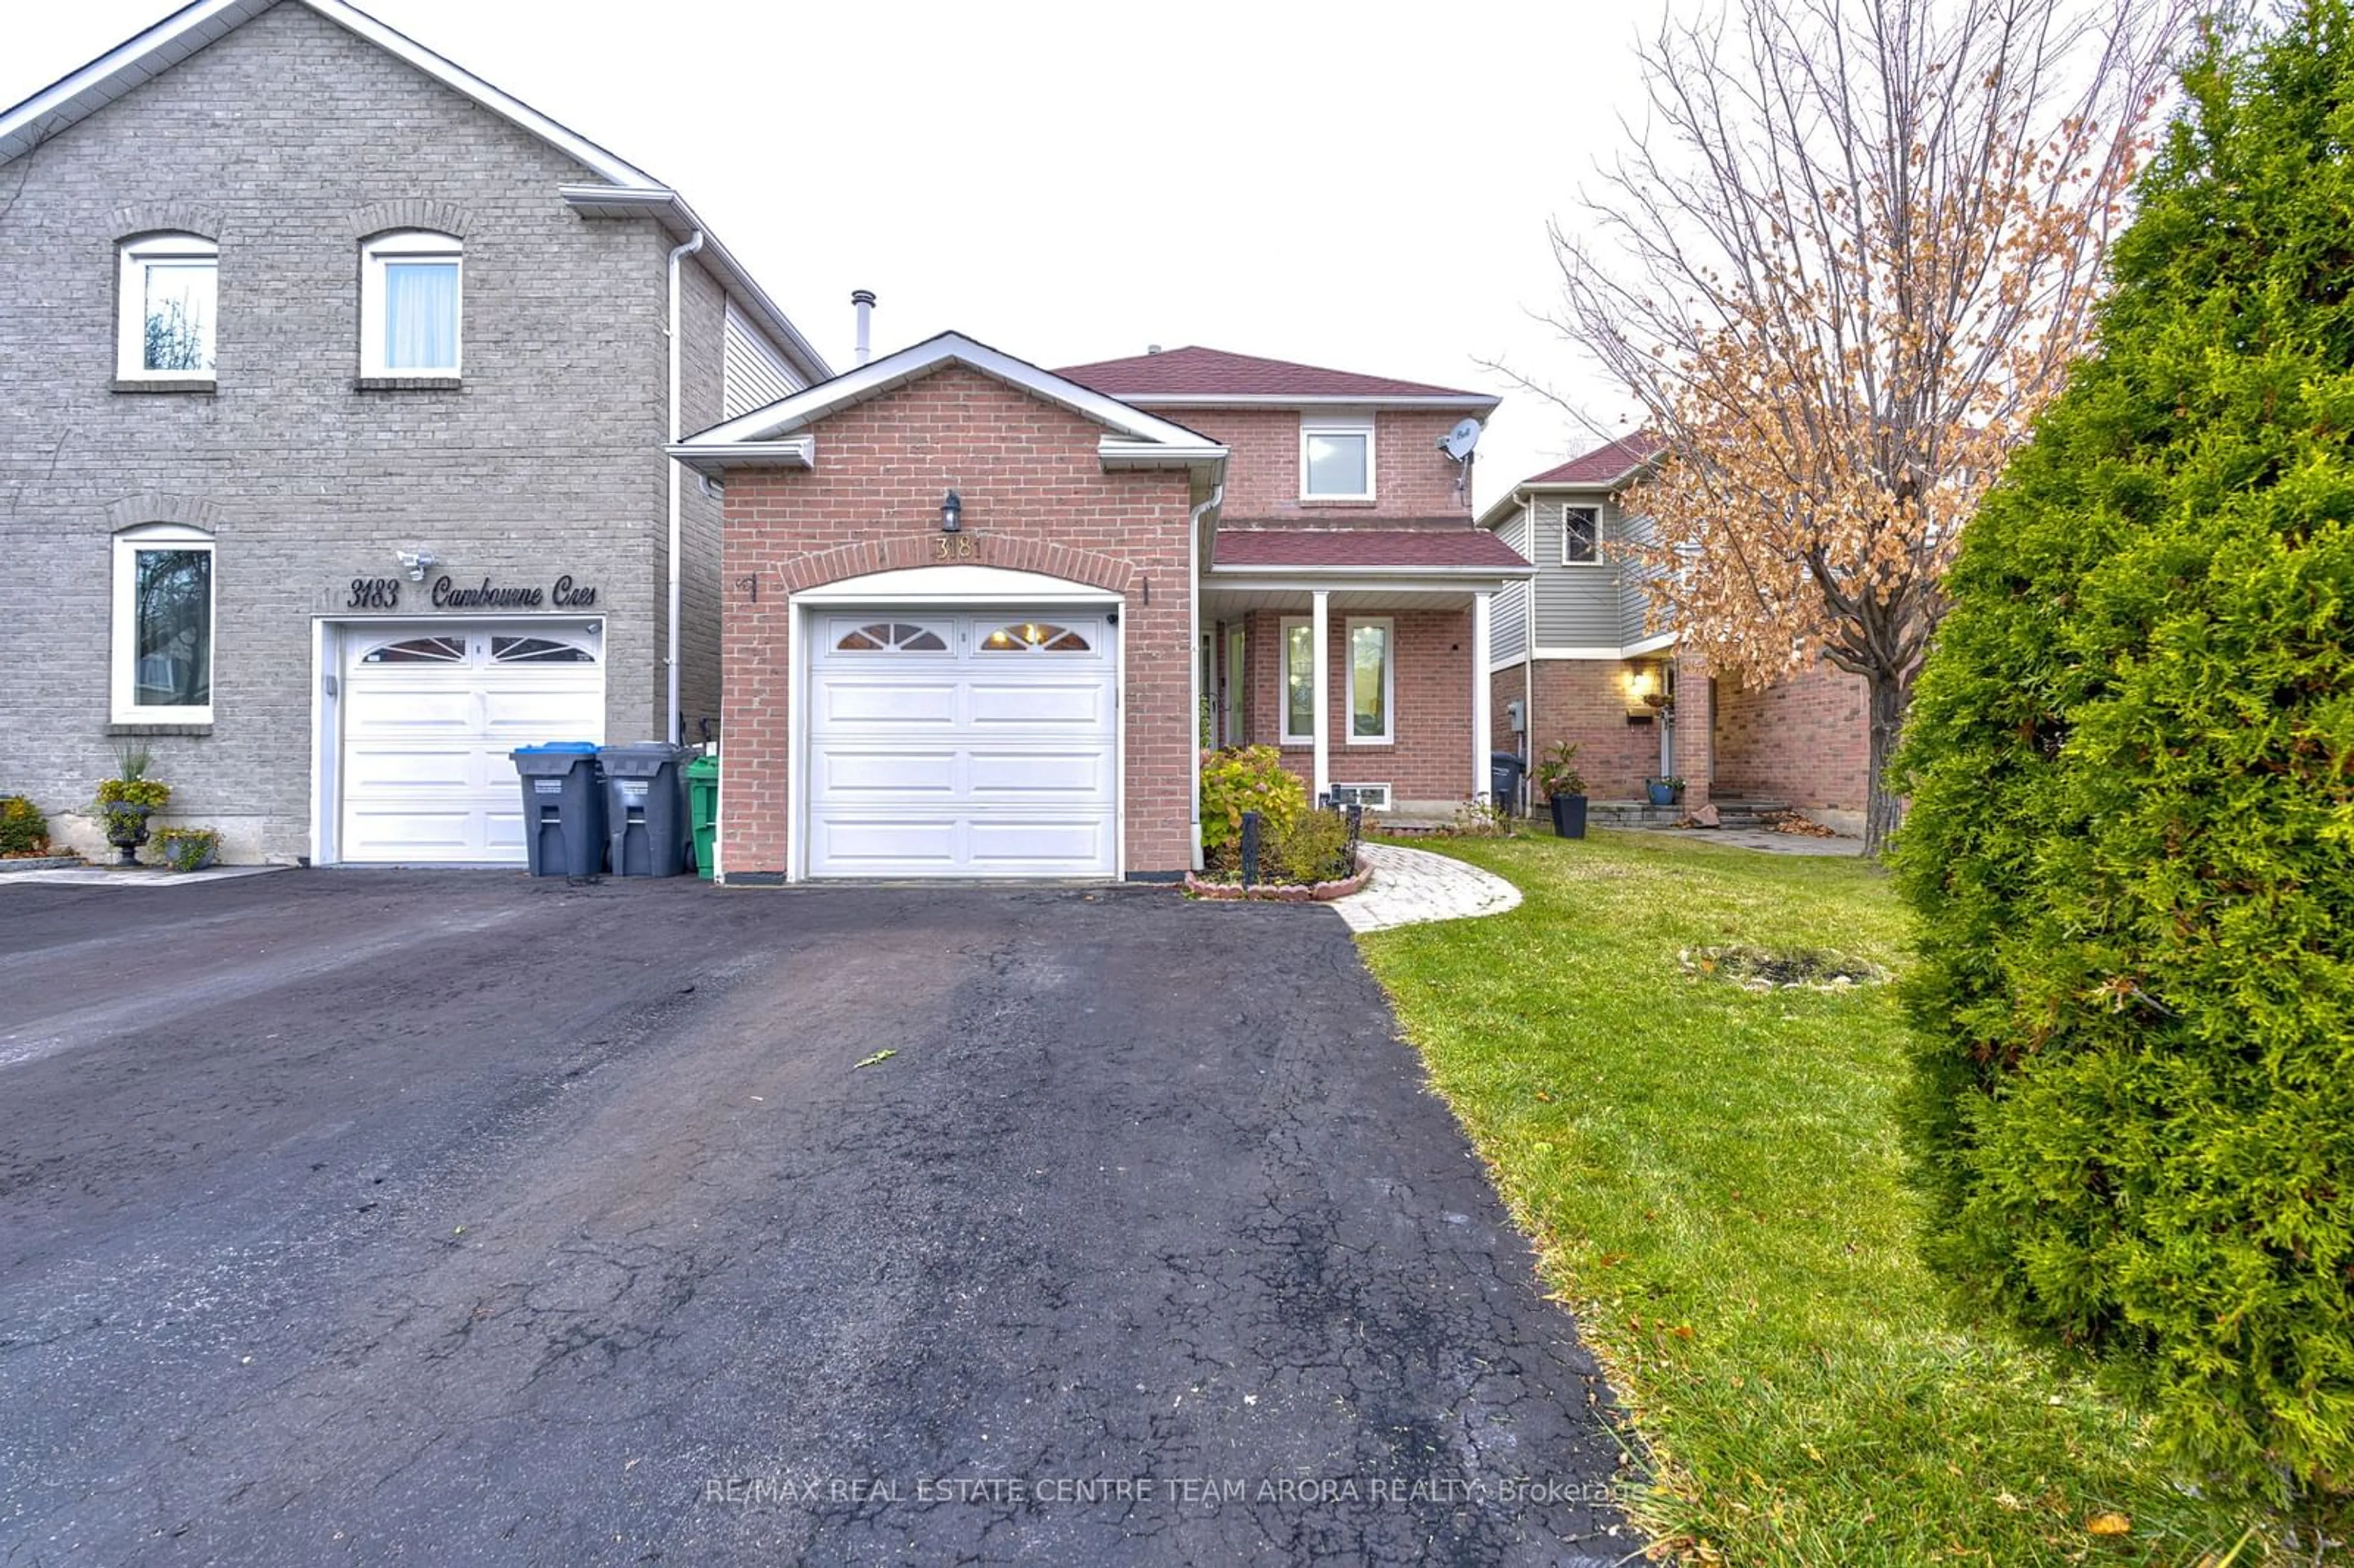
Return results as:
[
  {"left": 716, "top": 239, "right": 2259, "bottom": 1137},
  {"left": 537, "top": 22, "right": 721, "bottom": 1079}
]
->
[
  {"left": 397, "top": 548, "right": 438, "bottom": 582},
  {"left": 941, "top": 490, "right": 962, "bottom": 533},
  {"left": 1623, "top": 662, "right": 1668, "bottom": 718}
]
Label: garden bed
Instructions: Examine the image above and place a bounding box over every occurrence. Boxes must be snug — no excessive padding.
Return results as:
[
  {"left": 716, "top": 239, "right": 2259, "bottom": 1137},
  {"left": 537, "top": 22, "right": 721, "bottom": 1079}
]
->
[
  {"left": 1183, "top": 853, "right": 1371, "bottom": 903},
  {"left": 0, "top": 854, "right": 86, "bottom": 873}
]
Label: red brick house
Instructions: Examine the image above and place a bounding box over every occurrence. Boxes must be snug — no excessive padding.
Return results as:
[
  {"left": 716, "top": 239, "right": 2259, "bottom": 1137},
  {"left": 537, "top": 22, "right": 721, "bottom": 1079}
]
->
[
  {"left": 1482, "top": 434, "right": 1870, "bottom": 826},
  {"left": 673, "top": 335, "right": 1533, "bottom": 882}
]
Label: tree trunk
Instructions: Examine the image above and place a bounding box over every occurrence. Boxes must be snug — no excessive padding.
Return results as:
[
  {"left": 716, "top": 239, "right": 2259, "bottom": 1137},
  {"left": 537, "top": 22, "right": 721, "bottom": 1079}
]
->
[{"left": 1863, "top": 670, "right": 1910, "bottom": 857}]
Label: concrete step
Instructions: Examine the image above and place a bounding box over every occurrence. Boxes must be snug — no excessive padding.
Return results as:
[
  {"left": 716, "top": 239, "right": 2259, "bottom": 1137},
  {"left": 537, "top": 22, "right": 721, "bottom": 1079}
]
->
[{"left": 1586, "top": 797, "right": 1792, "bottom": 828}]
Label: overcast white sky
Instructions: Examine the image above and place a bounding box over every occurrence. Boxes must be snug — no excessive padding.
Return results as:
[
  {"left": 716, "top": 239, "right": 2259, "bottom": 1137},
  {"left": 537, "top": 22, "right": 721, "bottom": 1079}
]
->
[{"left": 5, "top": 0, "right": 1669, "bottom": 511}]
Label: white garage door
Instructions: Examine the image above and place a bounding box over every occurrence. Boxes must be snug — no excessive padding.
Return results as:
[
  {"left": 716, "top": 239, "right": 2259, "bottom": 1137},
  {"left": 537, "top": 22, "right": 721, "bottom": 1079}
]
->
[
  {"left": 807, "top": 611, "right": 1116, "bottom": 878},
  {"left": 341, "top": 623, "right": 604, "bottom": 864}
]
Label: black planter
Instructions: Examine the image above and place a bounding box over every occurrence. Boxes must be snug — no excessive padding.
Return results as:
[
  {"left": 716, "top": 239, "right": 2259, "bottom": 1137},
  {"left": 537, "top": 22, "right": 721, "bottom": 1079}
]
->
[
  {"left": 102, "top": 803, "right": 153, "bottom": 867},
  {"left": 1548, "top": 793, "right": 1588, "bottom": 839}
]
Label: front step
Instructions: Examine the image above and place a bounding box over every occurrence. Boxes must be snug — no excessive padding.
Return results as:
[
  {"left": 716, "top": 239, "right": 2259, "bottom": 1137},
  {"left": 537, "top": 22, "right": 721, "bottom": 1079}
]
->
[{"left": 1587, "top": 796, "right": 1793, "bottom": 829}]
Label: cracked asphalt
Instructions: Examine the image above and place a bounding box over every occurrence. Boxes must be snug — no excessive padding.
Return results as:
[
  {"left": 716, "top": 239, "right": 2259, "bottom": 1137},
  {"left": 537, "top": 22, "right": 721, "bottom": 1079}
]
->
[{"left": 0, "top": 873, "right": 1632, "bottom": 1566}]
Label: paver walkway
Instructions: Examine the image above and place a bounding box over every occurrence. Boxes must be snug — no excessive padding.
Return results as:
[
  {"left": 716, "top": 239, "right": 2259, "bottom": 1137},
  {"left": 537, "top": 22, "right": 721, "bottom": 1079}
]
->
[{"left": 1336, "top": 842, "right": 1522, "bottom": 933}]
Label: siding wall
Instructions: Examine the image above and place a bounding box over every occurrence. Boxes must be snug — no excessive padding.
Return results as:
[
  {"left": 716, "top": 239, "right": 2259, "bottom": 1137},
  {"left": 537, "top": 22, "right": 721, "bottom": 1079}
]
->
[
  {"left": 1528, "top": 492, "right": 1625, "bottom": 648},
  {"left": 721, "top": 298, "right": 803, "bottom": 419},
  {"left": 1489, "top": 507, "right": 1530, "bottom": 663},
  {"left": 1617, "top": 509, "right": 1667, "bottom": 646}
]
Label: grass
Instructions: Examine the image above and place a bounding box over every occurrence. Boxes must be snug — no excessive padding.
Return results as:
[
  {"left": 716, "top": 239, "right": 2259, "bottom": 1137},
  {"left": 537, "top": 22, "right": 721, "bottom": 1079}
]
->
[{"left": 1357, "top": 829, "right": 2272, "bottom": 1567}]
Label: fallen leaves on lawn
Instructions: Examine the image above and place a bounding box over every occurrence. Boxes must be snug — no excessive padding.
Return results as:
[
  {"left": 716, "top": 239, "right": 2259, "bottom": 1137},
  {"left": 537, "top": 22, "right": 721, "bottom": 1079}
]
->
[{"left": 2085, "top": 1511, "right": 2132, "bottom": 1536}]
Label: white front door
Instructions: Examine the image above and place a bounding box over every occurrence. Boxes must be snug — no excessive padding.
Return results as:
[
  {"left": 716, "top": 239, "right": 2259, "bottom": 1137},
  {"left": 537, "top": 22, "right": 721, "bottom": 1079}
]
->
[
  {"left": 340, "top": 623, "right": 604, "bottom": 864},
  {"left": 806, "top": 611, "right": 1117, "bottom": 878}
]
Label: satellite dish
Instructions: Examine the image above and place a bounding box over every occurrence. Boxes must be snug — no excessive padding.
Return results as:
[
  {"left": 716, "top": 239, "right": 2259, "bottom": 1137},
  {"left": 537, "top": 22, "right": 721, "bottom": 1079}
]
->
[{"left": 1439, "top": 418, "right": 1483, "bottom": 462}]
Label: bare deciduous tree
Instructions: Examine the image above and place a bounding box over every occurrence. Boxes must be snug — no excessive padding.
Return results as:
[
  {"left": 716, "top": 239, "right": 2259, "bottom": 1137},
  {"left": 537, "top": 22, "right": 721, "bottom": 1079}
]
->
[{"left": 1539, "top": 0, "right": 2185, "bottom": 852}]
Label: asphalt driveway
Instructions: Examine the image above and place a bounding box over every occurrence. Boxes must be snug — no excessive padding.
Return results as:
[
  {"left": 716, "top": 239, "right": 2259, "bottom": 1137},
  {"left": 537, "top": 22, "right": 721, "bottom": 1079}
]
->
[{"left": 0, "top": 873, "right": 1628, "bottom": 1566}]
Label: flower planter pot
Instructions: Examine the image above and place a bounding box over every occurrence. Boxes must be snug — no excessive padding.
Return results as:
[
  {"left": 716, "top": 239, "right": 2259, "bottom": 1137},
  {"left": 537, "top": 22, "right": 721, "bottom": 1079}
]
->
[
  {"left": 102, "top": 804, "right": 153, "bottom": 867},
  {"left": 1548, "top": 793, "right": 1588, "bottom": 839},
  {"left": 1646, "top": 779, "right": 1680, "bottom": 807}
]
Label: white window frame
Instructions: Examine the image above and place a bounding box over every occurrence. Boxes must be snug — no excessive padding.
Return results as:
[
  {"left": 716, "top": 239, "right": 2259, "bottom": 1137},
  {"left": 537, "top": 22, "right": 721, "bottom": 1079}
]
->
[
  {"left": 360, "top": 230, "right": 463, "bottom": 378},
  {"left": 111, "top": 523, "right": 216, "bottom": 724},
  {"left": 116, "top": 234, "right": 218, "bottom": 381},
  {"left": 1562, "top": 504, "right": 1602, "bottom": 566},
  {"left": 1279, "top": 615, "right": 1316, "bottom": 745},
  {"left": 1344, "top": 616, "right": 1395, "bottom": 747},
  {"left": 1300, "top": 417, "right": 1376, "bottom": 502}
]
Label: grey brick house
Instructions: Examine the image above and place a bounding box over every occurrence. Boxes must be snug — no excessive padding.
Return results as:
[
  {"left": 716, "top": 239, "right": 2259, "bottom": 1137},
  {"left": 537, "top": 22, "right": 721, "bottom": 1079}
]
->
[{"left": 0, "top": 0, "right": 827, "bottom": 865}]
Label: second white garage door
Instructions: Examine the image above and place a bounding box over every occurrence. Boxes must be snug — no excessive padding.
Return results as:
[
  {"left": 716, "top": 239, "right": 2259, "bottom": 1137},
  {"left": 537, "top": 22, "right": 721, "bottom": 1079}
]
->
[{"left": 807, "top": 611, "right": 1116, "bottom": 878}]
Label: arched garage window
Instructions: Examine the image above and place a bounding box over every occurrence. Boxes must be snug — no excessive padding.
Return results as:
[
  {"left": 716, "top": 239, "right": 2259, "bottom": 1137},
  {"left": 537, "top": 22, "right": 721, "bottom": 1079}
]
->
[
  {"left": 835, "top": 622, "right": 947, "bottom": 652},
  {"left": 492, "top": 635, "right": 593, "bottom": 663},
  {"left": 362, "top": 636, "right": 465, "bottom": 664},
  {"left": 980, "top": 622, "right": 1090, "bottom": 652}
]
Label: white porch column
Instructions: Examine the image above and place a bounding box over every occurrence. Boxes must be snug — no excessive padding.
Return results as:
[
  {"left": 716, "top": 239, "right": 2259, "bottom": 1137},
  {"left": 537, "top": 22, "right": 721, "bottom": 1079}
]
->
[
  {"left": 1471, "top": 590, "right": 1493, "bottom": 801},
  {"left": 1311, "top": 588, "right": 1331, "bottom": 805}
]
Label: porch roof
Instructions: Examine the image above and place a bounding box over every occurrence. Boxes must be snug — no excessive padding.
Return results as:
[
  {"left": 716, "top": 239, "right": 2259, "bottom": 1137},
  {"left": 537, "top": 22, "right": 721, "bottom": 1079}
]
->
[{"left": 1211, "top": 525, "right": 1534, "bottom": 573}]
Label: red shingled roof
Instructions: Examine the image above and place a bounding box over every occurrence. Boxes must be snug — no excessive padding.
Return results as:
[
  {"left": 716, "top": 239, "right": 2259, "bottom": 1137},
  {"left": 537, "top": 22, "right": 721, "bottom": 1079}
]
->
[
  {"left": 1058, "top": 346, "right": 1494, "bottom": 404},
  {"left": 1213, "top": 526, "right": 1533, "bottom": 571},
  {"left": 1525, "top": 431, "right": 1664, "bottom": 486}
]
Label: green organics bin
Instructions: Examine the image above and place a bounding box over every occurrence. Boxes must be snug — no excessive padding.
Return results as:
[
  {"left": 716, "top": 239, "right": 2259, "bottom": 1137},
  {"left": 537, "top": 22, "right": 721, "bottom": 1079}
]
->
[{"left": 687, "top": 751, "right": 719, "bottom": 881}]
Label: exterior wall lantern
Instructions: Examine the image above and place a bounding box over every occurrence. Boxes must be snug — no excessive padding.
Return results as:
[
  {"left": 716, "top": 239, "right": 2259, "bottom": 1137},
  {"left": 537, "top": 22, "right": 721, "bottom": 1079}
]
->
[
  {"left": 1623, "top": 660, "right": 1672, "bottom": 720},
  {"left": 397, "top": 549, "right": 439, "bottom": 582},
  {"left": 941, "top": 490, "right": 962, "bottom": 534}
]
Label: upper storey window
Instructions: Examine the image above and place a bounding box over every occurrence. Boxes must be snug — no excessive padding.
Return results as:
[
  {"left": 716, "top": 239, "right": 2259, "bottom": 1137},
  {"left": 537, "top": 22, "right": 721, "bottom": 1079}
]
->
[
  {"left": 118, "top": 235, "right": 217, "bottom": 379},
  {"left": 362, "top": 231, "right": 462, "bottom": 377},
  {"left": 1563, "top": 504, "right": 1601, "bottom": 565},
  {"left": 1301, "top": 417, "right": 1374, "bottom": 501}
]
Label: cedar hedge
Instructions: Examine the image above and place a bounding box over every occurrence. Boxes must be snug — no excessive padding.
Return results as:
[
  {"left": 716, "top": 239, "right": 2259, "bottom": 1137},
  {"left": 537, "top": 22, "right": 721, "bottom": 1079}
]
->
[{"left": 1892, "top": 4, "right": 2354, "bottom": 1517}]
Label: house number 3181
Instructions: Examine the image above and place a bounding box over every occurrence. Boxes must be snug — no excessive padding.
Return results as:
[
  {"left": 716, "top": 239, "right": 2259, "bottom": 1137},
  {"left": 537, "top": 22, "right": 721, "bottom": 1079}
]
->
[{"left": 931, "top": 535, "right": 975, "bottom": 560}]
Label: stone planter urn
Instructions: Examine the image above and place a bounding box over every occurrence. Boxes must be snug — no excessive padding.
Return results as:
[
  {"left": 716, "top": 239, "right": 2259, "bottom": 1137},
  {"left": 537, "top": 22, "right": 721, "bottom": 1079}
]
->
[{"left": 102, "top": 804, "right": 153, "bottom": 867}]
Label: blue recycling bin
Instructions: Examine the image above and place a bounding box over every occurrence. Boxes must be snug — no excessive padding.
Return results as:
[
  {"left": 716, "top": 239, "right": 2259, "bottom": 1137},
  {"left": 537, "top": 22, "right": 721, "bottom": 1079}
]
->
[{"left": 509, "top": 742, "right": 605, "bottom": 877}]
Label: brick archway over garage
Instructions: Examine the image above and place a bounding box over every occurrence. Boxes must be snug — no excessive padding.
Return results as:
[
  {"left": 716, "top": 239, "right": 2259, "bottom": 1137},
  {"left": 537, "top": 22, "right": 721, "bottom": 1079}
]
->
[
  {"left": 772, "top": 534, "right": 1138, "bottom": 598},
  {"left": 715, "top": 363, "right": 1199, "bottom": 882}
]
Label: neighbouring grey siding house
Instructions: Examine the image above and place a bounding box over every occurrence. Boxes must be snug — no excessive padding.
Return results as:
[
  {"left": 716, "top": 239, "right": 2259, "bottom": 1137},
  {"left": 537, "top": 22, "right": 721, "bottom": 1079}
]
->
[
  {"left": 1480, "top": 433, "right": 1702, "bottom": 803},
  {"left": 0, "top": 0, "right": 826, "bottom": 866},
  {"left": 1484, "top": 432, "right": 1875, "bottom": 822}
]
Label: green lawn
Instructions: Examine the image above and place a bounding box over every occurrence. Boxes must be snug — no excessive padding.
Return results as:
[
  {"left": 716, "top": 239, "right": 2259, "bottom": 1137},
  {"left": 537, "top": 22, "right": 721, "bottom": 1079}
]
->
[{"left": 1357, "top": 830, "right": 2268, "bottom": 1567}]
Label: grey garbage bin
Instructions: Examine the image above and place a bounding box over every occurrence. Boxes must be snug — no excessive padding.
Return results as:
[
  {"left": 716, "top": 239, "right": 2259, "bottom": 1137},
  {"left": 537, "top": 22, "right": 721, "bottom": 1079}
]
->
[
  {"left": 511, "top": 742, "right": 606, "bottom": 878},
  {"left": 1490, "top": 750, "right": 1527, "bottom": 815},
  {"left": 599, "top": 743, "right": 692, "bottom": 877}
]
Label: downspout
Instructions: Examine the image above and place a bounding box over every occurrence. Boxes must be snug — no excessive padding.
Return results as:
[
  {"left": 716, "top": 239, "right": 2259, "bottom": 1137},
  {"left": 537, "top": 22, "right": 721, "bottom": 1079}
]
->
[
  {"left": 1186, "top": 481, "right": 1224, "bottom": 870},
  {"left": 665, "top": 227, "right": 706, "bottom": 747},
  {"left": 1515, "top": 490, "right": 1536, "bottom": 812}
]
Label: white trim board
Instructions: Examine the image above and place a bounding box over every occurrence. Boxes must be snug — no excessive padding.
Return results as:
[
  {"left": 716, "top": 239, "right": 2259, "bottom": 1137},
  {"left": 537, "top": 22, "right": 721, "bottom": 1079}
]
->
[{"left": 1496, "top": 639, "right": 1686, "bottom": 668}]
